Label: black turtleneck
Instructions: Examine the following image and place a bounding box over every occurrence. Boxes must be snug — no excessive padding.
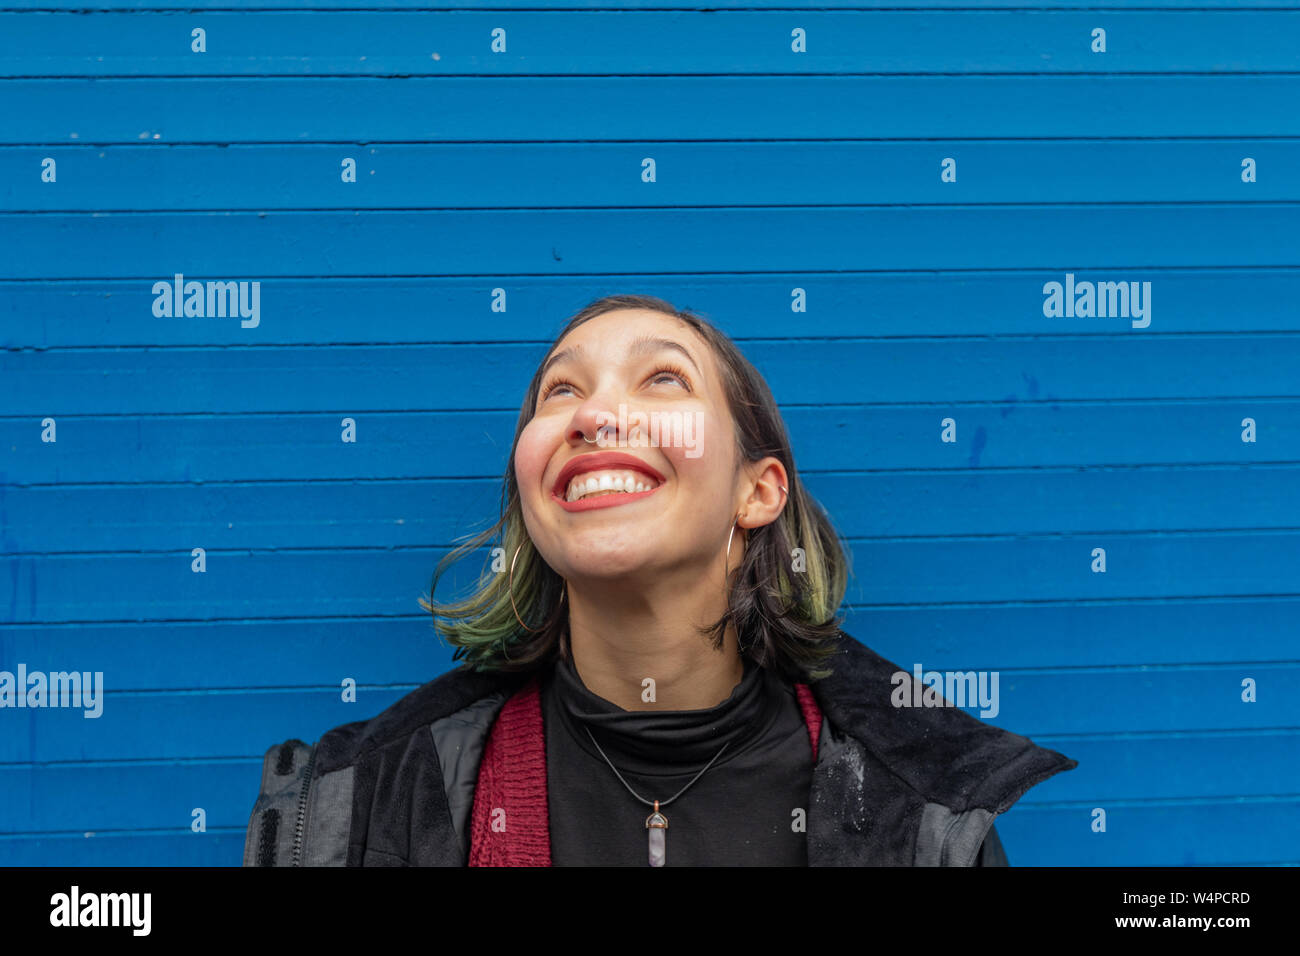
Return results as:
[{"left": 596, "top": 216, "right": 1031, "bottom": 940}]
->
[{"left": 541, "top": 650, "right": 813, "bottom": 866}]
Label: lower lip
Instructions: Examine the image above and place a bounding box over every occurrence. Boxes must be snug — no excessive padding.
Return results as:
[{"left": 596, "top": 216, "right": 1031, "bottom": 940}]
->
[{"left": 552, "top": 482, "right": 662, "bottom": 512}]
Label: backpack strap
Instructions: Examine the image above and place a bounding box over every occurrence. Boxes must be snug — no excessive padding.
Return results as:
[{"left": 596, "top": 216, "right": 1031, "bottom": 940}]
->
[
  {"left": 243, "top": 737, "right": 356, "bottom": 867},
  {"left": 243, "top": 739, "right": 316, "bottom": 867}
]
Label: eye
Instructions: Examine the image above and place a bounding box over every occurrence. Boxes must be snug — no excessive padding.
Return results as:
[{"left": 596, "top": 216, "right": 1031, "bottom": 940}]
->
[
  {"left": 648, "top": 363, "right": 692, "bottom": 392},
  {"left": 539, "top": 377, "right": 576, "bottom": 402},
  {"left": 538, "top": 363, "right": 693, "bottom": 403}
]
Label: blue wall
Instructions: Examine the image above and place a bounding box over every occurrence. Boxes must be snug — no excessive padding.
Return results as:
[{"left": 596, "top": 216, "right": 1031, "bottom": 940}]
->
[{"left": 2, "top": 0, "right": 1298, "bottom": 866}]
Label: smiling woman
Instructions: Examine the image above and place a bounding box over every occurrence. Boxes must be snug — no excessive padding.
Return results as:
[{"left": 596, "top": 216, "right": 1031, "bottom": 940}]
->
[
  {"left": 242, "top": 293, "right": 1078, "bottom": 868},
  {"left": 429, "top": 296, "right": 849, "bottom": 691}
]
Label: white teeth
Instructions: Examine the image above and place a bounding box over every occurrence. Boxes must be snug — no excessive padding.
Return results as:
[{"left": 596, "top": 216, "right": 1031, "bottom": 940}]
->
[{"left": 563, "top": 469, "right": 660, "bottom": 502}]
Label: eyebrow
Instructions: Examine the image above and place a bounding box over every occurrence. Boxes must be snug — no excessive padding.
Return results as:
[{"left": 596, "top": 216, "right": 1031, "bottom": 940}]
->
[{"left": 539, "top": 334, "right": 702, "bottom": 381}]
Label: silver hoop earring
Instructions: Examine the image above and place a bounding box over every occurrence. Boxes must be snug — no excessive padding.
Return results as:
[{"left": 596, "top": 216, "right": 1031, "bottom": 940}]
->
[
  {"left": 508, "top": 541, "right": 566, "bottom": 636},
  {"left": 726, "top": 513, "right": 748, "bottom": 653},
  {"left": 725, "top": 512, "right": 747, "bottom": 571}
]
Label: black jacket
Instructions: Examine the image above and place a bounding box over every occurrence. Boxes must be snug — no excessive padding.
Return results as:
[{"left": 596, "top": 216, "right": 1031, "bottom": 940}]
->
[{"left": 243, "top": 630, "right": 1077, "bottom": 866}]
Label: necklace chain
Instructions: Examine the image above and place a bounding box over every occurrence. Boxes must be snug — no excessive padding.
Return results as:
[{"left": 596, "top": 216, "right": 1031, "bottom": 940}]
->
[{"left": 584, "top": 726, "right": 730, "bottom": 808}]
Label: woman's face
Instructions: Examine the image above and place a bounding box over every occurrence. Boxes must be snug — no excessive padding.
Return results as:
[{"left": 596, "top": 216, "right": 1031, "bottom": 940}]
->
[{"left": 514, "top": 309, "right": 746, "bottom": 586}]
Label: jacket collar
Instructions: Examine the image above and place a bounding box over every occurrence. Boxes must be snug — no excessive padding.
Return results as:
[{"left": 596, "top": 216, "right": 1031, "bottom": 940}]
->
[
  {"left": 327, "top": 631, "right": 1077, "bottom": 865},
  {"left": 804, "top": 633, "right": 1077, "bottom": 864}
]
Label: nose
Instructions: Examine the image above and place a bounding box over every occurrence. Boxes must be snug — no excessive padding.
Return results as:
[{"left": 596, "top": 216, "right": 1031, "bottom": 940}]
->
[
  {"left": 567, "top": 419, "right": 616, "bottom": 447},
  {"left": 566, "top": 394, "right": 625, "bottom": 448}
]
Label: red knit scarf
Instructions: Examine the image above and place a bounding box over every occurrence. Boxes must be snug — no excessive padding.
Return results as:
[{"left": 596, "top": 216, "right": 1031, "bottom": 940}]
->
[{"left": 468, "top": 674, "right": 823, "bottom": 866}]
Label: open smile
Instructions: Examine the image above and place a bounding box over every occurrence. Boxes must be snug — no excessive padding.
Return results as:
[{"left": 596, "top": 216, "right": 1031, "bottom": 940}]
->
[
  {"left": 550, "top": 451, "right": 666, "bottom": 513},
  {"left": 552, "top": 481, "right": 661, "bottom": 512}
]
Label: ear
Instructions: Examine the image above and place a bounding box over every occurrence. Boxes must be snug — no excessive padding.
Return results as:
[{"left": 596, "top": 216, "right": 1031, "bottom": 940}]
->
[{"left": 737, "top": 457, "right": 789, "bottom": 530}]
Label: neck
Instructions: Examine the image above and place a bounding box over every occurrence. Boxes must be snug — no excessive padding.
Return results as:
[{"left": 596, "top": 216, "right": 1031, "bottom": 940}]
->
[{"left": 562, "top": 575, "right": 745, "bottom": 712}]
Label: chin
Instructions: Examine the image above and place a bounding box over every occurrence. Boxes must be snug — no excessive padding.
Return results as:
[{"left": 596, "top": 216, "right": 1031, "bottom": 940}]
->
[{"left": 560, "top": 548, "right": 656, "bottom": 581}]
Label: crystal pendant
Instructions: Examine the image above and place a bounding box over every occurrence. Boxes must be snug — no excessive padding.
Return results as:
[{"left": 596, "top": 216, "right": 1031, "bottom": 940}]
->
[{"left": 646, "top": 800, "right": 668, "bottom": 867}]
